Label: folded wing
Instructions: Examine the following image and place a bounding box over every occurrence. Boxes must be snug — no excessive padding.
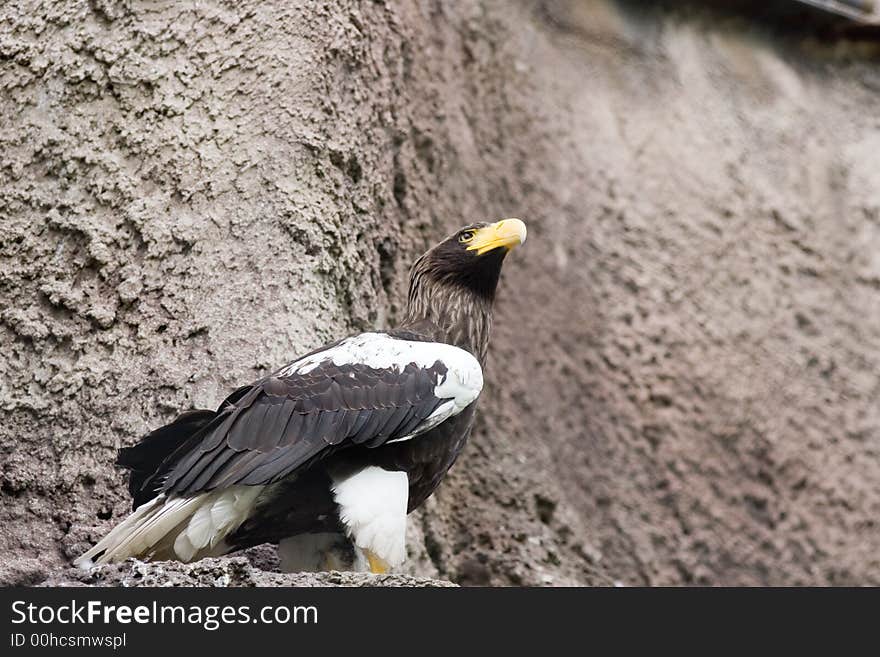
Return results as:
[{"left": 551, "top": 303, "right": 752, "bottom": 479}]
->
[{"left": 123, "top": 332, "right": 484, "bottom": 507}]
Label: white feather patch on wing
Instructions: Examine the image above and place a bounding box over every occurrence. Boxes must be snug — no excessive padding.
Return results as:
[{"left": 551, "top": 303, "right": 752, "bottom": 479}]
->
[
  {"left": 75, "top": 485, "right": 264, "bottom": 567},
  {"left": 174, "top": 486, "right": 263, "bottom": 561},
  {"left": 331, "top": 466, "right": 409, "bottom": 568},
  {"left": 280, "top": 332, "right": 483, "bottom": 442},
  {"left": 184, "top": 500, "right": 215, "bottom": 551},
  {"left": 209, "top": 487, "right": 262, "bottom": 541},
  {"left": 81, "top": 493, "right": 207, "bottom": 566},
  {"left": 75, "top": 495, "right": 165, "bottom": 569},
  {"left": 172, "top": 531, "right": 197, "bottom": 563}
]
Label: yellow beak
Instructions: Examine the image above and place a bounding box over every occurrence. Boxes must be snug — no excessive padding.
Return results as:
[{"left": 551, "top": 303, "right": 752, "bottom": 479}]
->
[{"left": 466, "top": 218, "right": 527, "bottom": 255}]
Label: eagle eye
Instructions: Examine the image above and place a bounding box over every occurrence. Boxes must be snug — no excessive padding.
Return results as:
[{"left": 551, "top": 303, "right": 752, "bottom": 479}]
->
[{"left": 458, "top": 230, "right": 475, "bottom": 243}]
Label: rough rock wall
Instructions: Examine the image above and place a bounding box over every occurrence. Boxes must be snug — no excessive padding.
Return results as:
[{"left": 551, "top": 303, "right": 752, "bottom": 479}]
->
[{"left": 2, "top": 0, "right": 879, "bottom": 586}]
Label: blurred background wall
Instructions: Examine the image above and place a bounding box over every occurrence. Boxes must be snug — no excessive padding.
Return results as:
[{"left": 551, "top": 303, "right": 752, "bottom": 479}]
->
[{"left": 1, "top": 0, "right": 879, "bottom": 585}]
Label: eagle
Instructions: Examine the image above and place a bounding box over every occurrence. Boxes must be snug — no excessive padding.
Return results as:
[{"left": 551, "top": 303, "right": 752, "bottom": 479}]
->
[{"left": 76, "top": 219, "right": 526, "bottom": 574}]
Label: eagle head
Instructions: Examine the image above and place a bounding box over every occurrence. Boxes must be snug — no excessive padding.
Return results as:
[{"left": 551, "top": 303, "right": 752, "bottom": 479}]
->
[{"left": 413, "top": 218, "right": 527, "bottom": 301}]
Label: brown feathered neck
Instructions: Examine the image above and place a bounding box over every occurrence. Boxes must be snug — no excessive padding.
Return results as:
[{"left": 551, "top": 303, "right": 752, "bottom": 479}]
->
[{"left": 400, "top": 247, "right": 507, "bottom": 365}]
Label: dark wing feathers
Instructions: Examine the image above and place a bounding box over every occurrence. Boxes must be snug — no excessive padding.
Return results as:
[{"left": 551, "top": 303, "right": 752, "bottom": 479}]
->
[
  {"left": 258, "top": 399, "right": 295, "bottom": 453},
  {"left": 124, "top": 358, "right": 449, "bottom": 505},
  {"left": 116, "top": 409, "right": 216, "bottom": 504}
]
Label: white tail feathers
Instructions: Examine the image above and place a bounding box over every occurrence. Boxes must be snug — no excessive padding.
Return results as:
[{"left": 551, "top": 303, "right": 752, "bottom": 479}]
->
[
  {"left": 74, "top": 486, "right": 263, "bottom": 569},
  {"left": 172, "top": 487, "right": 262, "bottom": 562}
]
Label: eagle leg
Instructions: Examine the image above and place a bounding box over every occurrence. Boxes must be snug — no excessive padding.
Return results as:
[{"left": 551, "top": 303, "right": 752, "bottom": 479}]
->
[{"left": 364, "top": 549, "right": 390, "bottom": 574}]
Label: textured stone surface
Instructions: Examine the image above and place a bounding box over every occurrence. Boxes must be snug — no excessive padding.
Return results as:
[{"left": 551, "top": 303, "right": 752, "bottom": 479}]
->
[
  {"left": 2, "top": 0, "right": 880, "bottom": 587},
  {"left": 42, "top": 556, "right": 455, "bottom": 588}
]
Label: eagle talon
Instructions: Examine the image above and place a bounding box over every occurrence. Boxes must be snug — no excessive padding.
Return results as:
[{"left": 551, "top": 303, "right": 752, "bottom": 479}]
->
[{"left": 365, "top": 549, "right": 390, "bottom": 574}]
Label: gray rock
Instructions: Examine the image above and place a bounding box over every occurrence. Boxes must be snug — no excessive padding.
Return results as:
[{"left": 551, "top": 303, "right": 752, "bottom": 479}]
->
[
  {"left": 42, "top": 558, "right": 455, "bottom": 588},
  {"left": 3, "top": 0, "right": 880, "bottom": 587}
]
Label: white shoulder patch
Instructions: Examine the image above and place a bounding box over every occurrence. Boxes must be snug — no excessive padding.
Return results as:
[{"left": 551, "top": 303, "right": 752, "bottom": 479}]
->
[{"left": 280, "top": 333, "right": 483, "bottom": 438}]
